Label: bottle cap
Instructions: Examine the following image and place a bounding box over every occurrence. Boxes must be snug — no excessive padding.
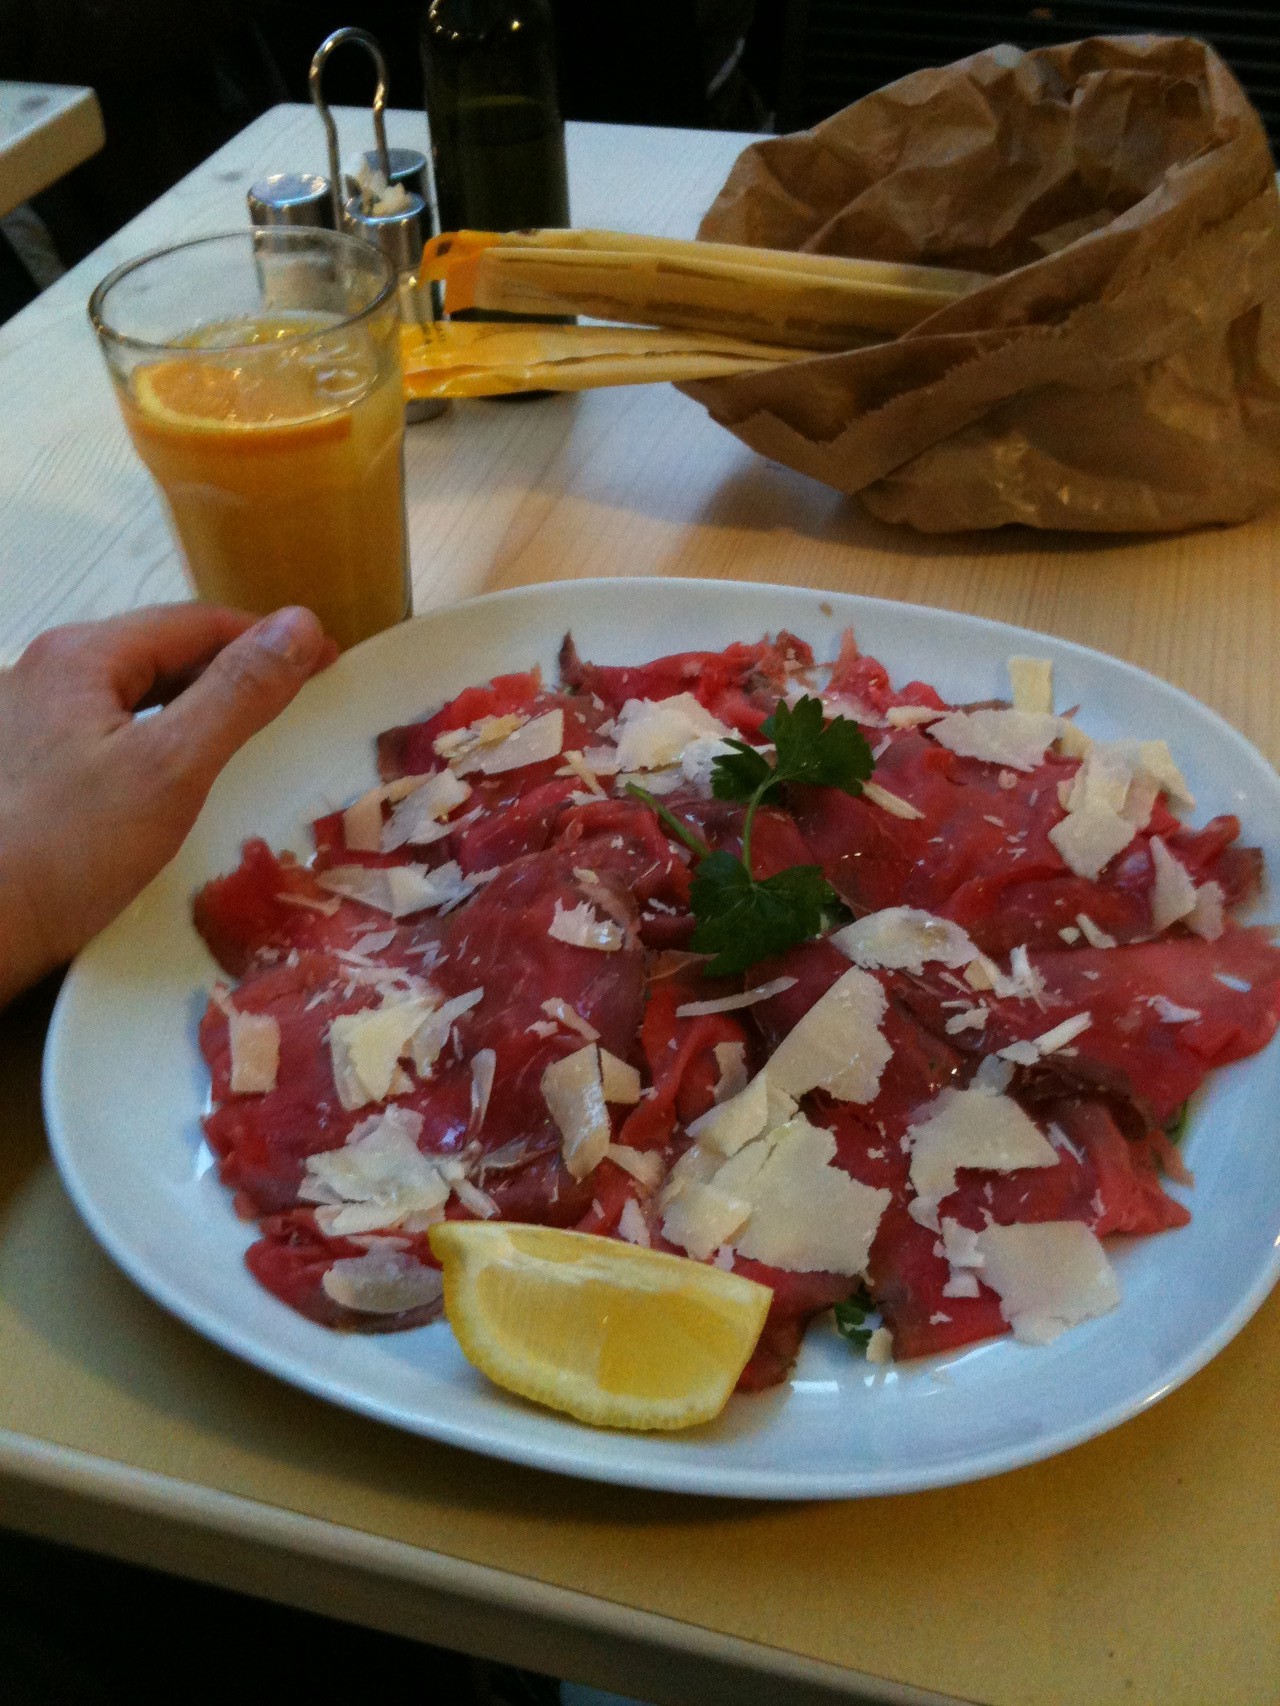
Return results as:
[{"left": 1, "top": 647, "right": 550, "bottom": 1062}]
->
[{"left": 247, "top": 173, "right": 335, "bottom": 229}]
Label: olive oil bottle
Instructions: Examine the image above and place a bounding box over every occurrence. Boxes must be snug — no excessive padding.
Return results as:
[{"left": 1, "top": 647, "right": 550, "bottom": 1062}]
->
[{"left": 421, "top": 0, "right": 571, "bottom": 237}]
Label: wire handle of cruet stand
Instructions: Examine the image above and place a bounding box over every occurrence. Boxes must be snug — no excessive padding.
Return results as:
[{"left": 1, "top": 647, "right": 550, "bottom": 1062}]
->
[{"left": 308, "top": 26, "right": 393, "bottom": 231}]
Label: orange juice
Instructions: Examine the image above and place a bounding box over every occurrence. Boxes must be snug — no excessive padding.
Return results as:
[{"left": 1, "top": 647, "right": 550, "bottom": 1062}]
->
[{"left": 118, "top": 313, "right": 408, "bottom": 652}]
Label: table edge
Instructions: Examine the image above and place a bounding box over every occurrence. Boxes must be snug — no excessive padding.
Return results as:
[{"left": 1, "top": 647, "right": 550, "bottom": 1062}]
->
[{"left": 0, "top": 1430, "right": 964, "bottom": 1706}]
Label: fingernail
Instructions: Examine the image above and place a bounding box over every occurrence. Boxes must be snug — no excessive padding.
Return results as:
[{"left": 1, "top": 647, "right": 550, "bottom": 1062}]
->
[{"left": 252, "top": 607, "right": 319, "bottom": 665}]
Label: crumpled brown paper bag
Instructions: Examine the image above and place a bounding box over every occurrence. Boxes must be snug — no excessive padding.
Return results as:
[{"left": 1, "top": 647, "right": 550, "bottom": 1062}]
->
[{"left": 681, "top": 36, "right": 1280, "bottom": 532}]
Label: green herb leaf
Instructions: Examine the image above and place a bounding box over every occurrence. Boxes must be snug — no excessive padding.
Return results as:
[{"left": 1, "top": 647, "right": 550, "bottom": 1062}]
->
[
  {"left": 708, "top": 738, "right": 774, "bottom": 801},
  {"left": 833, "top": 1291, "right": 873, "bottom": 1352},
  {"left": 689, "top": 856, "right": 845, "bottom": 977}
]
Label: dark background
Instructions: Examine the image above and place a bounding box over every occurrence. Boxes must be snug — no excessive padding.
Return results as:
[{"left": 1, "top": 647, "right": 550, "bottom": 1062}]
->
[{"left": 1, "top": 2, "right": 1277, "bottom": 289}]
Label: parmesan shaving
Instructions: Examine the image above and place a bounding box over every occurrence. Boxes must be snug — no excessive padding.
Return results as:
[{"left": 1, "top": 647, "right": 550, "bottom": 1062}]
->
[
  {"left": 470, "top": 1047, "right": 496, "bottom": 1130},
  {"left": 599, "top": 1048, "right": 642, "bottom": 1104},
  {"left": 226, "top": 1008, "right": 280, "bottom": 1095},
  {"left": 328, "top": 998, "right": 437, "bottom": 1110},
  {"left": 605, "top": 1144, "right": 665, "bottom": 1190},
  {"left": 453, "top": 709, "right": 564, "bottom": 775},
  {"left": 831, "top": 907, "right": 978, "bottom": 976},
  {"left": 548, "top": 899, "right": 624, "bottom": 952},
  {"left": 766, "top": 967, "right": 891, "bottom": 1104},
  {"left": 321, "top": 1250, "right": 444, "bottom": 1315},
  {"left": 975, "top": 1221, "right": 1120, "bottom": 1344},
  {"left": 928, "top": 708, "right": 1063, "bottom": 772},
  {"left": 382, "top": 769, "right": 472, "bottom": 852},
  {"left": 613, "top": 693, "right": 732, "bottom": 773},
  {"left": 674, "top": 975, "right": 796, "bottom": 1018},
  {"left": 541, "top": 997, "right": 599, "bottom": 1040},
  {"left": 1187, "top": 880, "right": 1225, "bottom": 941},
  {"left": 885, "top": 705, "right": 944, "bottom": 728},
  {"left": 907, "top": 1085, "right": 1057, "bottom": 1226},
  {"left": 1008, "top": 656, "right": 1054, "bottom": 715},
  {"left": 317, "top": 860, "right": 473, "bottom": 917},
  {"left": 861, "top": 781, "right": 925, "bottom": 820},
  {"left": 1149, "top": 836, "right": 1197, "bottom": 933},
  {"left": 541, "top": 1044, "right": 611, "bottom": 1179},
  {"left": 407, "top": 987, "right": 484, "bottom": 1075},
  {"left": 1075, "top": 913, "right": 1117, "bottom": 950},
  {"left": 712, "top": 1040, "right": 749, "bottom": 1103}
]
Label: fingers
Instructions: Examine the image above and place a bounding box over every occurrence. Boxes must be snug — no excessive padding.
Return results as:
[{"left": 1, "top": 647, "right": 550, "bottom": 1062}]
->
[
  {"left": 17, "top": 603, "right": 262, "bottom": 712},
  {"left": 132, "top": 606, "right": 334, "bottom": 793}
]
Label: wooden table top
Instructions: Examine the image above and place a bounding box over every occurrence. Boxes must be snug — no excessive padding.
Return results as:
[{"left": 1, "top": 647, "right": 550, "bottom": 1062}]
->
[
  {"left": 0, "top": 81, "right": 104, "bottom": 219},
  {"left": 0, "top": 103, "right": 1276, "bottom": 1706}
]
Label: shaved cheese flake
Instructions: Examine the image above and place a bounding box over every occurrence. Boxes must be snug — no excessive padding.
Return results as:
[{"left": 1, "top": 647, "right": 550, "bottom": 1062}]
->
[
  {"left": 328, "top": 998, "right": 437, "bottom": 1110},
  {"left": 541, "top": 997, "right": 599, "bottom": 1040},
  {"left": 865, "top": 1326, "right": 894, "bottom": 1364},
  {"left": 675, "top": 975, "right": 796, "bottom": 1018},
  {"left": 599, "top": 1049, "right": 642, "bottom": 1104},
  {"left": 453, "top": 708, "right": 564, "bottom": 775},
  {"left": 1049, "top": 806, "right": 1134, "bottom": 881},
  {"left": 944, "top": 1006, "right": 988, "bottom": 1034},
  {"left": 226, "top": 1007, "right": 280, "bottom": 1095},
  {"left": 317, "top": 860, "right": 472, "bottom": 918},
  {"left": 341, "top": 785, "right": 385, "bottom": 853},
  {"left": 605, "top": 1144, "right": 665, "bottom": 1191},
  {"left": 975, "top": 1221, "right": 1120, "bottom": 1344},
  {"left": 907, "top": 1086, "right": 1057, "bottom": 1226},
  {"left": 1030, "top": 1011, "right": 1092, "bottom": 1054},
  {"left": 541, "top": 1044, "right": 610, "bottom": 1179},
  {"left": 382, "top": 769, "right": 472, "bottom": 852},
  {"left": 275, "top": 889, "right": 342, "bottom": 916},
  {"left": 659, "top": 1140, "right": 770, "bottom": 1261},
  {"left": 548, "top": 899, "right": 624, "bottom": 952},
  {"left": 1008, "top": 656, "right": 1054, "bottom": 715},
  {"left": 712, "top": 1040, "right": 748, "bottom": 1103},
  {"left": 408, "top": 987, "right": 484, "bottom": 1075},
  {"left": 1140, "top": 739, "right": 1195, "bottom": 811},
  {"left": 861, "top": 781, "right": 925, "bottom": 820},
  {"left": 470, "top": 1047, "right": 496, "bottom": 1130},
  {"left": 322, "top": 1250, "right": 444, "bottom": 1315},
  {"left": 582, "top": 743, "right": 620, "bottom": 774},
  {"left": 1075, "top": 912, "right": 1117, "bottom": 949},
  {"left": 686, "top": 1070, "right": 772, "bottom": 1157},
  {"left": 1149, "top": 836, "right": 1197, "bottom": 932},
  {"left": 1150, "top": 995, "right": 1201, "bottom": 1024},
  {"left": 885, "top": 704, "right": 944, "bottom": 728},
  {"left": 453, "top": 1178, "right": 500, "bottom": 1219},
  {"left": 350, "top": 928, "right": 397, "bottom": 955},
  {"left": 767, "top": 967, "right": 891, "bottom": 1104},
  {"left": 734, "top": 1115, "right": 891, "bottom": 1275},
  {"left": 302, "top": 1106, "right": 449, "bottom": 1236},
  {"left": 613, "top": 693, "right": 732, "bottom": 773},
  {"left": 556, "top": 748, "right": 608, "bottom": 797},
  {"left": 1055, "top": 719, "right": 1091, "bottom": 759},
  {"left": 1187, "top": 880, "right": 1225, "bottom": 941},
  {"left": 616, "top": 1198, "right": 651, "bottom": 1246},
  {"left": 832, "top": 907, "right": 978, "bottom": 975},
  {"left": 929, "top": 708, "right": 1062, "bottom": 772}
]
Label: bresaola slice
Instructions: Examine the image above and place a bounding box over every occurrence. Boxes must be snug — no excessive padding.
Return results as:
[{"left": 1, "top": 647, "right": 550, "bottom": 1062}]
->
[{"left": 194, "top": 630, "right": 1280, "bottom": 1384}]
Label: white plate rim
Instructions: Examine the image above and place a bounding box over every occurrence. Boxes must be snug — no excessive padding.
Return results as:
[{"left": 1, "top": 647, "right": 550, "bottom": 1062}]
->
[{"left": 42, "top": 576, "right": 1280, "bottom": 1500}]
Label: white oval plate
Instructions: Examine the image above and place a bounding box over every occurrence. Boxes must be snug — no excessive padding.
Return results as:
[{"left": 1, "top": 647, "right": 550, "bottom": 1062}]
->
[{"left": 43, "top": 578, "right": 1280, "bottom": 1499}]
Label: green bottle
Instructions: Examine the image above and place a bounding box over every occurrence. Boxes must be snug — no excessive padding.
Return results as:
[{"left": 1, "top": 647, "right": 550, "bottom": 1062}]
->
[{"left": 421, "top": 0, "right": 571, "bottom": 237}]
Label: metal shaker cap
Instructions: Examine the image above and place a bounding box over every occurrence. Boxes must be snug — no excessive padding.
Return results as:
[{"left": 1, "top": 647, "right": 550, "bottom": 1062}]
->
[
  {"left": 247, "top": 172, "right": 334, "bottom": 229},
  {"left": 344, "top": 189, "right": 429, "bottom": 278},
  {"left": 358, "top": 147, "right": 430, "bottom": 205}
]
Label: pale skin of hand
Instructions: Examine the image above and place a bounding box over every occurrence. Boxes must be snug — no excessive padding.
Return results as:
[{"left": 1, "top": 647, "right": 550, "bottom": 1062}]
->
[{"left": 0, "top": 602, "right": 336, "bottom": 1007}]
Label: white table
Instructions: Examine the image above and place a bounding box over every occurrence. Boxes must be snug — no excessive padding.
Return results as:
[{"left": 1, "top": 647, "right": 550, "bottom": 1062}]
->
[
  {"left": 0, "top": 104, "right": 1277, "bottom": 1706},
  {"left": 0, "top": 81, "right": 104, "bottom": 218}
]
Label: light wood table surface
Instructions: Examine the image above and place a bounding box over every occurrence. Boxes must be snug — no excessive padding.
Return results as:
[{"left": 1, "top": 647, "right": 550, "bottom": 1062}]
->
[
  {"left": 0, "top": 103, "right": 1278, "bottom": 1706},
  {"left": 0, "top": 81, "right": 104, "bottom": 218}
]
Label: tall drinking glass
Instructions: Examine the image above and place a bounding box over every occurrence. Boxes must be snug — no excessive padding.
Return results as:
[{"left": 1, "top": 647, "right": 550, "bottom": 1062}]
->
[{"left": 90, "top": 228, "right": 410, "bottom": 651}]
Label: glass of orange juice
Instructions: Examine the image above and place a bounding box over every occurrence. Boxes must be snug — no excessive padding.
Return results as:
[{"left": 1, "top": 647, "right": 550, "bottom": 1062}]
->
[{"left": 90, "top": 228, "right": 409, "bottom": 651}]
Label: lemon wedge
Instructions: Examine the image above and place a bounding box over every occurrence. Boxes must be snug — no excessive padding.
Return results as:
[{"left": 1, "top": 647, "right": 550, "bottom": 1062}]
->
[{"left": 428, "top": 1222, "right": 772, "bottom": 1431}]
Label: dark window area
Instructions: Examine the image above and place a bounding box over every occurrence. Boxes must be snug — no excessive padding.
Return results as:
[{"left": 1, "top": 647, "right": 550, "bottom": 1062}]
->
[{"left": 763, "top": 2, "right": 1280, "bottom": 151}]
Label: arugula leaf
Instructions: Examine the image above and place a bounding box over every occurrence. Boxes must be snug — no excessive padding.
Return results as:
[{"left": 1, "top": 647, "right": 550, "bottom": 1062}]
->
[
  {"left": 689, "top": 856, "right": 845, "bottom": 977},
  {"left": 833, "top": 1290, "right": 874, "bottom": 1353}
]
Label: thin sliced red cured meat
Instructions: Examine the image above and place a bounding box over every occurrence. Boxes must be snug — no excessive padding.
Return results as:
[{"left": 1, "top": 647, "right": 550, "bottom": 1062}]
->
[{"left": 194, "top": 629, "right": 1280, "bottom": 1394}]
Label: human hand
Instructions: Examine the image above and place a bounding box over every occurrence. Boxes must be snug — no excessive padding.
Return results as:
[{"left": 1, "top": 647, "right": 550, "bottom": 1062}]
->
[{"left": 0, "top": 603, "right": 336, "bottom": 1006}]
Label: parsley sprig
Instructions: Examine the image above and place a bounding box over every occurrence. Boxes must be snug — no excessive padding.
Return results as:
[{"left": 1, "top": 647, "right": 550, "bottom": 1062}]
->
[
  {"left": 628, "top": 696, "right": 873, "bottom": 976},
  {"left": 833, "top": 1287, "right": 876, "bottom": 1353}
]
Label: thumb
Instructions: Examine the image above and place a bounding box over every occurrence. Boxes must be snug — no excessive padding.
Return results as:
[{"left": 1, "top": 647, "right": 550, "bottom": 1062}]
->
[{"left": 139, "top": 606, "right": 334, "bottom": 791}]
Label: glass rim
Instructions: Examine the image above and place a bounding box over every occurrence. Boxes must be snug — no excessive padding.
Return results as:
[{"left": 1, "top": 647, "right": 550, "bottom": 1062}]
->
[{"left": 87, "top": 227, "right": 399, "bottom": 355}]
